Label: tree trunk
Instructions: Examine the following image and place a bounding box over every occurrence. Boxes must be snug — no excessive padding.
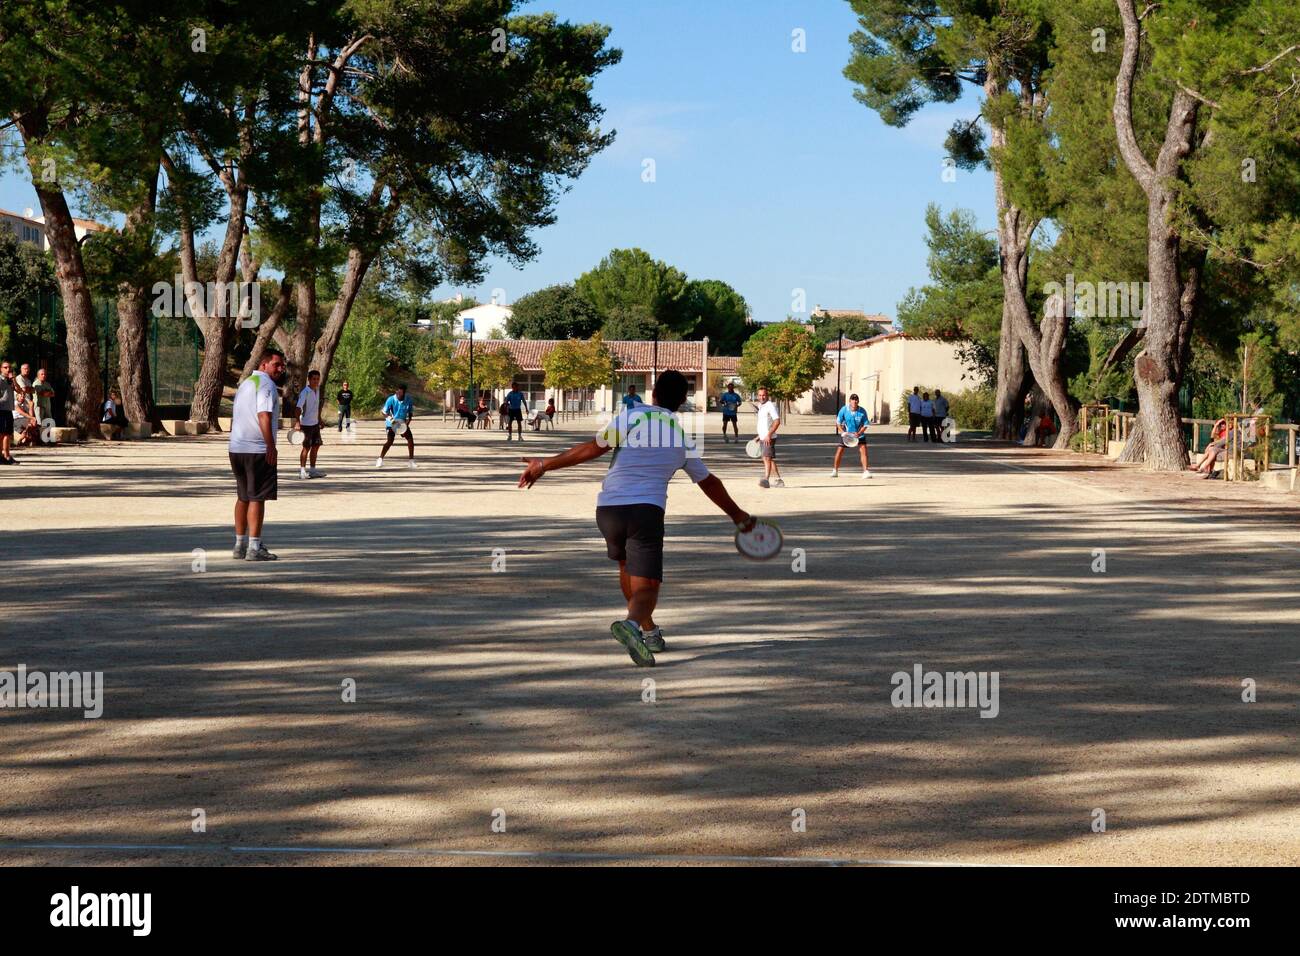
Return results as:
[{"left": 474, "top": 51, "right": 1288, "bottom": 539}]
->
[
  {"left": 16, "top": 112, "right": 102, "bottom": 438},
  {"left": 994, "top": 318, "right": 1029, "bottom": 440},
  {"left": 240, "top": 278, "right": 293, "bottom": 379},
  {"left": 309, "top": 248, "right": 376, "bottom": 391},
  {"left": 288, "top": 279, "right": 317, "bottom": 395},
  {"left": 1113, "top": 0, "right": 1201, "bottom": 471},
  {"left": 116, "top": 288, "right": 164, "bottom": 432},
  {"left": 115, "top": 158, "right": 165, "bottom": 433},
  {"left": 986, "top": 76, "right": 1036, "bottom": 442}
]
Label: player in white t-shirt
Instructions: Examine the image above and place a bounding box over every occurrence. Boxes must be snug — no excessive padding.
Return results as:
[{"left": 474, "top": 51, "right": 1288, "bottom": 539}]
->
[
  {"left": 906, "top": 387, "right": 923, "bottom": 442},
  {"left": 517, "top": 370, "right": 752, "bottom": 668},
  {"left": 754, "top": 386, "right": 783, "bottom": 488},
  {"left": 294, "top": 370, "right": 325, "bottom": 479},
  {"left": 228, "top": 350, "right": 287, "bottom": 561}
]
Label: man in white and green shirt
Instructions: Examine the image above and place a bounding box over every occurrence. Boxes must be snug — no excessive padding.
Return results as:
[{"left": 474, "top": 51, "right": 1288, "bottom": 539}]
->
[{"left": 518, "top": 370, "right": 752, "bottom": 668}]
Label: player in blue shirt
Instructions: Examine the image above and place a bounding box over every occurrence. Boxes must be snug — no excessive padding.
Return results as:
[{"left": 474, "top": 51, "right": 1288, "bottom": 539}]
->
[
  {"left": 831, "top": 393, "right": 872, "bottom": 479},
  {"left": 376, "top": 384, "right": 417, "bottom": 468},
  {"left": 622, "top": 384, "right": 642, "bottom": 410},
  {"left": 503, "top": 382, "right": 529, "bottom": 442},
  {"left": 719, "top": 382, "right": 743, "bottom": 443}
]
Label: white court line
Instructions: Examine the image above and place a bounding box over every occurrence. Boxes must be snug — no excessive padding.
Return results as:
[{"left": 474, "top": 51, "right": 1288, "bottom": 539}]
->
[
  {"left": 0, "top": 842, "right": 1037, "bottom": 867},
  {"left": 966, "top": 451, "right": 1300, "bottom": 556}
]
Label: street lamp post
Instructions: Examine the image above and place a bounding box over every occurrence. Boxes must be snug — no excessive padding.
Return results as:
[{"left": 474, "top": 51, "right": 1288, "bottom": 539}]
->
[
  {"left": 834, "top": 330, "right": 844, "bottom": 431},
  {"left": 465, "top": 318, "right": 476, "bottom": 407}
]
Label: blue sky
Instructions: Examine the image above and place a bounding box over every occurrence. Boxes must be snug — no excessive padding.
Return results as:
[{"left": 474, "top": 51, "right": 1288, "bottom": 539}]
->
[{"left": 0, "top": 0, "right": 996, "bottom": 324}]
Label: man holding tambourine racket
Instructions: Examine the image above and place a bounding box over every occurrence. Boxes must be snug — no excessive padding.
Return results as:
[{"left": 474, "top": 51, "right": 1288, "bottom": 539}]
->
[
  {"left": 375, "top": 384, "right": 418, "bottom": 469},
  {"left": 830, "top": 393, "right": 872, "bottom": 479}
]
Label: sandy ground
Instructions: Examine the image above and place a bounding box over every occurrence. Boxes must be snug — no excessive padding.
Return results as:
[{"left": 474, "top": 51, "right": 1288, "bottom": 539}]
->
[{"left": 1, "top": 413, "right": 1297, "bottom": 866}]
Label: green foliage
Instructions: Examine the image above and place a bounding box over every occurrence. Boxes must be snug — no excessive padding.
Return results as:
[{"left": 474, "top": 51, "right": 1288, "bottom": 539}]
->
[
  {"left": 331, "top": 311, "right": 390, "bottom": 414},
  {"left": 421, "top": 343, "right": 520, "bottom": 396},
  {"left": 601, "top": 305, "right": 663, "bottom": 341},
  {"left": 896, "top": 204, "right": 1002, "bottom": 383},
  {"left": 946, "top": 388, "right": 996, "bottom": 431},
  {"left": 1067, "top": 321, "right": 1135, "bottom": 407},
  {"left": 506, "top": 284, "right": 602, "bottom": 339},
  {"left": 576, "top": 248, "right": 689, "bottom": 334},
  {"left": 737, "top": 322, "right": 830, "bottom": 403},
  {"left": 679, "top": 279, "right": 750, "bottom": 353},
  {"left": 810, "top": 312, "right": 888, "bottom": 346},
  {"left": 542, "top": 334, "right": 617, "bottom": 390}
]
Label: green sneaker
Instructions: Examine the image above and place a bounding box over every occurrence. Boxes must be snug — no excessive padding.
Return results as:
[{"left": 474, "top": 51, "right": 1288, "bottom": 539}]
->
[
  {"left": 641, "top": 627, "right": 667, "bottom": 653},
  {"left": 610, "top": 620, "right": 655, "bottom": 667}
]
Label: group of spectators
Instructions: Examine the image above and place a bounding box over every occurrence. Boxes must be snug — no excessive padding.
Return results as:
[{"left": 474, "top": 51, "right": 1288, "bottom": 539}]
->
[
  {"left": 905, "top": 386, "right": 951, "bottom": 443},
  {"left": 455, "top": 388, "right": 556, "bottom": 432},
  {"left": 0, "top": 359, "right": 59, "bottom": 464}
]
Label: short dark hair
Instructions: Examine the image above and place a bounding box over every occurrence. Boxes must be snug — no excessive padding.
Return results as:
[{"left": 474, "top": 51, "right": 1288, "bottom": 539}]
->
[
  {"left": 849, "top": 393, "right": 859, "bottom": 401},
  {"left": 397, "top": 383, "right": 407, "bottom": 391},
  {"left": 261, "top": 348, "right": 285, "bottom": 365},
  {"left": 307, "top": 369, "right": 320, "bottom": 379},
  {"left": 652, "top": 369, "right": 689, "bottom": 411}
]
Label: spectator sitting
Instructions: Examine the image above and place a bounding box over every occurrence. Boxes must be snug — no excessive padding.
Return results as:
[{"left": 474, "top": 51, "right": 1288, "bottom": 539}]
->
[
  {"left": 545, "top": 397, "right": 556, "bottom": 420},
  {"left": 1037, "top": 412, "right": 1057, "bottom": 447},
  {"left": 474, "top": 397, "right": 491, "bottom": 428},
  {"left": 101, "top": 390, "right": 127, "bottom": 439},
  {"left": 455, "top": 396, "right": 475, "bottom": 427},
  {"left": 1190, "top": 418, "right": 1229, "bottom": 478}
]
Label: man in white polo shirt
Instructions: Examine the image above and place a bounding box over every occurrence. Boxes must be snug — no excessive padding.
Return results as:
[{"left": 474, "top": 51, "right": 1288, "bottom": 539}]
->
[
  {"left": 229, "top": 350, "right": 286, "bottom": 561},
  {"left": 906, "top": 386, "right": 922, "bottom": 442},
  {"left": 294, "top": 369, "right": 325, "bottom": 479},
  {"left": 517, "top": 370, "right": 752, "bottom": 668},
  {"left": 755, "top": 386, "right": 783, "bottom": 488}
]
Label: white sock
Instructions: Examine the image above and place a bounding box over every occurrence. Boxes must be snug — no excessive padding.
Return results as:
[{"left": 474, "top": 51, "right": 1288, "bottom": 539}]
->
[
  {"left": 250, "top": 537, "right": 262, "bottom": 552},
  {"left": 235, "top": 534, "right": 248, "bottom": 548}
]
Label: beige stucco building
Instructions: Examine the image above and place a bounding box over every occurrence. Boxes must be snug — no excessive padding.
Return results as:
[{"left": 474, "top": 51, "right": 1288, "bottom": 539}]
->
[{"left": 795, "top": 333, "right": 974, "bottom": 423}]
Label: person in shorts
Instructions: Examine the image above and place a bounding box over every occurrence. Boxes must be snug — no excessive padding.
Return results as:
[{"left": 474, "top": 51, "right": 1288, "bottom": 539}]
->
[
  {"left": 503, "top": 381, "right": 528, "bottom": 442},
  {"left": 229, "top": 350, "right": 287, "bottom": 561},
  {"left": 517, "top": 369, "right": 752, "bottom": 668},
  {"left": 336, "top": 381, "right": 354, "bottom": 432},
  {"left": 0, "top": 360, "right": 17, "bottom": 465},
  {"left": 295, "top": 370, "right": 325, "bottom": 478},
  {"left": 376, "top": 384, "right": 416, "bottom": 468},
  {"left": 719, "top": 382, "right": 742, "bottom": 442},
  {"left": 907, "top": 386, "right": 922, "bottom": 442},
  {"left": 831, "top": 393, "right": 872, "bottom": 479},
  {"left": 755, "top": 385, "right": 783, "bottom": 488}
]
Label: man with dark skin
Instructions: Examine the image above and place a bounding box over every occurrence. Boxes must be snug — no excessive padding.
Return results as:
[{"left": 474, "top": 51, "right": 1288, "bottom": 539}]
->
[{"left": 518, "top": 370, "right": 753, "bottom": 667}]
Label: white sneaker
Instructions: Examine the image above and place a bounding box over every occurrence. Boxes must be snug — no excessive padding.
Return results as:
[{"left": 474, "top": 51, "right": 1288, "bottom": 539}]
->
[
  {"left": 862, "top": 470, "right": 873, "bottom": 479},
  {"left": 829, "top": 469, "right": 839, "bottom": 477},
  {"left": 773, "top": 478, "right": 785, "bottom": 488},
  {"left": 407, "top": 460, "right": 418, "bottom": 469},
  {"left": 298, "top": 467, "right": 309, "bottom": 479},
  {"left": 374, "top": 457, "right": 384, "bottom": 468}
]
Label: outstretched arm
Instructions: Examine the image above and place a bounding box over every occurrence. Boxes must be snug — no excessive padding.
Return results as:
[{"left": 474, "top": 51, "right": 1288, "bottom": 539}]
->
[
  {"left": 697, "top": 474, "right": 752, "bottom": 530},
  {"left": 518, "top": 439, "right": 611, "bottom": 488}
]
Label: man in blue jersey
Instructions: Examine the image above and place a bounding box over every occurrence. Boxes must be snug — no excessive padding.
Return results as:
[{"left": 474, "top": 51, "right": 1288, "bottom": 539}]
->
[
  {"left": 503, "top": 381, "right": 529, "bottom": 442},
  {"left": 831, "top": 393, "right": 872, "bottom": 479},
  {"left": 719, "top": 381, "right": 742, "bottom": 442},
  {"left": 622, "top": 383, "right": 642, "bottom": 410},
  {"left": 375, "top": 384, "right": 417, "bottom": 468},
  {"left": 518, "top": 370, "right": 753, "bottom": 668}
]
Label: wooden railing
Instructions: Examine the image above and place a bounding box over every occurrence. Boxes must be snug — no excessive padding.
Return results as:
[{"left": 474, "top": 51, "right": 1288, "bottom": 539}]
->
[{"left": 1109, "top": 411, "right": 1298, "bottom": 469}]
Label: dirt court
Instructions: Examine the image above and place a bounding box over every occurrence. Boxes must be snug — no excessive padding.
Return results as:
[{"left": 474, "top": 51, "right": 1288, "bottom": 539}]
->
[{"left": 2, "top": 414, "right": 1298, "bottom": 866}]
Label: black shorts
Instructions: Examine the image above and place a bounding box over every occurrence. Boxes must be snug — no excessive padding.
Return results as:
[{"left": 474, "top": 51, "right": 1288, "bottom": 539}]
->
[
  {"left": 300, "top": 424, "right": 323, "bottom": 448},
  {"left": 229, "top": 451, "right": 277, "bottom": 502},
  {"left": 508, "top": 408, "right": 524, "bottom": 422},
  {"left": 909, "top": 412, "right": 921, "bottom": 427},
  {"left": 0, "top": 410, "right": 12, "bottom": 434},
  {"left": 387, "top": 423, "right": 414, "bottom": 440},
  {"left": 596, "top": 504, "right": 666, "bottom": 581}
]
